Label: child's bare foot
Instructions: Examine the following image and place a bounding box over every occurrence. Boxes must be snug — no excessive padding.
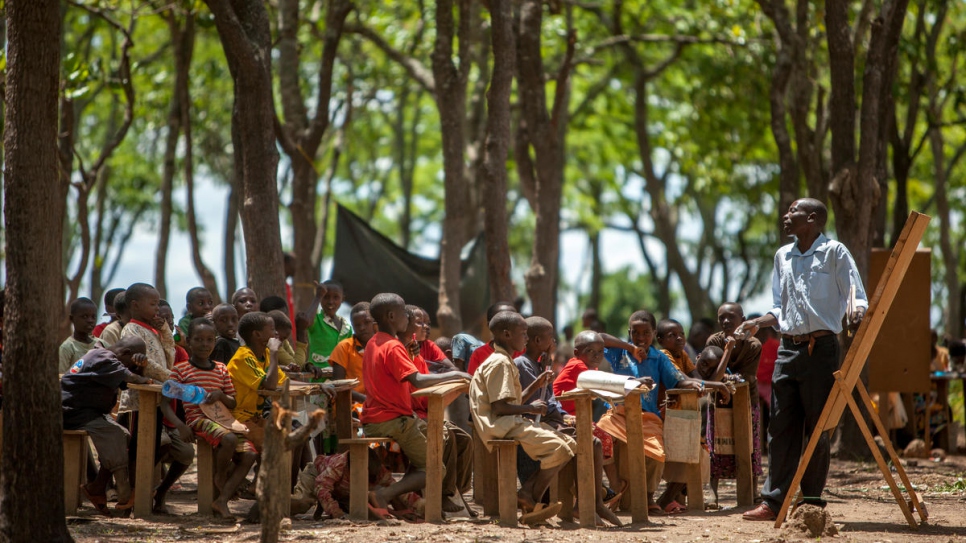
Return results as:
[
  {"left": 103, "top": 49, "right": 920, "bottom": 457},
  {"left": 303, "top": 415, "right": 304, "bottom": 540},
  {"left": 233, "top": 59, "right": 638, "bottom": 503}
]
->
[
  {"left": 596, "top": 500, "right": 622, "bottom": 526},
  {"left": 516, "top": 489, "right": 536, "bottom": 513},
  {"left": 152, "top": 491, "right": 170, "bottom": 515},
  {"left": 211, "top": 498, "right": 232, "bottom": 519},
  {"left": 441, "top": 495, "right": 463, "bottom": 513}
]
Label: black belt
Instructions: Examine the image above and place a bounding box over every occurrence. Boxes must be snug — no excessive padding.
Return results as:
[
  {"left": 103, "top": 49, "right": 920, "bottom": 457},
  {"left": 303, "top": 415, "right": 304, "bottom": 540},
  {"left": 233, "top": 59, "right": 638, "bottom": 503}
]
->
[{"left": 782, "top": 330, "right": 834, "bottom": 355}]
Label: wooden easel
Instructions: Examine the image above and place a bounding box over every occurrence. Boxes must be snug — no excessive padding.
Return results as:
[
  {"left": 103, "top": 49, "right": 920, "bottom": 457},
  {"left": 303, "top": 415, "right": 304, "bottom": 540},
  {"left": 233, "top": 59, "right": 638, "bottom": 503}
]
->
[{"left": 775, "top": 212, "right": 931, "bottom": 529}]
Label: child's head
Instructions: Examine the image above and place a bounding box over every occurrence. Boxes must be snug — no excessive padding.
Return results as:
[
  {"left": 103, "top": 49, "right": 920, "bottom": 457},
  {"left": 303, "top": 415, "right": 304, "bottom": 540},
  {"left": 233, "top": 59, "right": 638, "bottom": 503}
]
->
[
  {"left": 435, "top": 336, "right": 453, "bottom": 360},
  {"left": 212, "top": 303, "right": 239, "bottom": 340},
  {"left": 185, "top": 287, "right": 214, "bottom": 318},
  {"left": 267, "top": 310, "right": 292, "bottom": 341},
  {"left": 108, "top": 336, "right": 147, "bottom": 370},
  {"left": 485, "top": 301, "right": 517, "bottom": 329},
  {"left": 573, "top": 330, "right": 605, "bottom": 368},
  {"left": 112, "top": 291, "right": 130, "bottom": 324},
  {"left": 696, "top": 345, "right": 724, "bottom": 379},
  {"left": 69, "top": 297, "right": 98, "bottom": 337},
  {"left": 627, "top": 310, "right": 657, "bottom": 351},
  {"left": 716, "top": 303, "right": 744, "bottom": 338},
  {"left": 103, "top": 288, "right": 124, "bottom": 319},
  {"left": 158, "top": 300, "right": 175, "bottom": 331},
  {"left": 350, "top": 302, "right": 376, "bottom": 346},
  {"left": 320, "top": 280, "right": 345, "bottom": 318},
  {"left": 656, "top": 318, "right": 686, "bottom": 356},
  {"left": 186, "top": 317, "right": 218, "bottom": 361},
  {"left": 238, "top": 311, "right": 275, "bottom": 350},
  {"left": 370, "top": 293, "right": 407, "bottom": 334},
  {"left": 259, "top": 295, "right": 288, "bottom": 314},
  {"left": 524, "top": 316, "right": 555, "bottom": 358},
  {"left": 126, "top": 283, "right": 161, "bottom": 324},
  {"left": 231, "top": 288, "right": 258, "bottom": 318},
  {"left": 400, "top": 305, "right": 422, "bottom": 344},
  {"left": 413, "top": 306, "right": 432, "bottom": 342},
  {"left": 490, "top": 311, "right": 528, "bottom": 353}
]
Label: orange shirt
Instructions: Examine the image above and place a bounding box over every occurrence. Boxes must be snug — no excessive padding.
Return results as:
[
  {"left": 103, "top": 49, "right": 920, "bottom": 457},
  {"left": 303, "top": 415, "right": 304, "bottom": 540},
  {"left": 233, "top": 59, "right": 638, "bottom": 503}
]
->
[
  {"left": 329, "top": 336, "right": 366, "bottom": 395},
  {"left": 360, "top": 332, "right": 419, "bottom": 424}
]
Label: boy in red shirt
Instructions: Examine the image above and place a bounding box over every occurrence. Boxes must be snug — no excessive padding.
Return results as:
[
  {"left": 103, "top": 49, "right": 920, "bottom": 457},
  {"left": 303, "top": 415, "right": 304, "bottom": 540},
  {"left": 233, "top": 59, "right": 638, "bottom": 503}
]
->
[{"left": 361, "top": 293, "right": 469, "bottom": 517}]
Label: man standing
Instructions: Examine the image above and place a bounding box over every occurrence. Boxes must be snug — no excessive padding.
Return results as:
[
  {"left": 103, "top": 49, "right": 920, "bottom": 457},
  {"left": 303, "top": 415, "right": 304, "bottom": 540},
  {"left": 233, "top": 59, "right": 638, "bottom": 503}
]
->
[{"left": 737, "top": 198, "right": 868, "bottom": 521}]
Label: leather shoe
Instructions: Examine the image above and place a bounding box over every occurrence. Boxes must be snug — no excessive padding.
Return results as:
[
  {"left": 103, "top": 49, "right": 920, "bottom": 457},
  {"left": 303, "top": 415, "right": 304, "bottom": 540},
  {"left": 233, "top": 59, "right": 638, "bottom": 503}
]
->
[{"left": 742, "top": 503, "right": 776, "bottom": 521}]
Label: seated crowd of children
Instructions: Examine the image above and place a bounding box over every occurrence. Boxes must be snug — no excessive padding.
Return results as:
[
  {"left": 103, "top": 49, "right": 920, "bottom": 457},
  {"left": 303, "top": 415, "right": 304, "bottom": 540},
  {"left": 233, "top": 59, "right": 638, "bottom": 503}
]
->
[{"left": 58, "top": 271, "right": 765, "bottom": 525}]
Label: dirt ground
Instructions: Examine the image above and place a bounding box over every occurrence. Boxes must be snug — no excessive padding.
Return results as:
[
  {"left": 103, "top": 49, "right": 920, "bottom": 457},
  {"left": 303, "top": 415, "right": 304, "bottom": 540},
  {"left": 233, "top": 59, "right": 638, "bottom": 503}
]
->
[{"left": 67, "top": 452, "right": 966, "bottom": 543}]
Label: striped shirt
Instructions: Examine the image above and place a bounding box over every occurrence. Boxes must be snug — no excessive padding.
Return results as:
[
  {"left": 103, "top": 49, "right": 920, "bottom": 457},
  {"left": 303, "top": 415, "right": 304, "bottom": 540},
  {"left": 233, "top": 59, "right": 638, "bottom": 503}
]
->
[{"left": 172, "top": 360, "right": 235, "bottom": 425}]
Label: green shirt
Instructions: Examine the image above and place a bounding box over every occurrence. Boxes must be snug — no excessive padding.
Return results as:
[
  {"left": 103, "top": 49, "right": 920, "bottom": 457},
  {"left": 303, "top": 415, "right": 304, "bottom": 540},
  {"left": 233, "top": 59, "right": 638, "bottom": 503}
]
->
[{"left": 306, "top": 313, "right": 352, "bottom": 371}]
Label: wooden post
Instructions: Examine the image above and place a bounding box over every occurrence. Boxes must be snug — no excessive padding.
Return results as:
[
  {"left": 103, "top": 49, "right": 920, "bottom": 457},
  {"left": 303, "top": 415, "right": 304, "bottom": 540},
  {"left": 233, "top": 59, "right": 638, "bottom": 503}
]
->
[
  {"left": 424, "top": 395, "right": 446, "bottom": 522},
  {"left": 573, "top": 395, "right": 596, "bottom": 528},
  {"left": 335, "top": 388, "right": 352, "bottom": 446},
  {"left": 134, "top": 389, "right": 158, "bottom": 518},
  {"left": 62, "top": 430, "right": 88, "bottom": 515},
  {"left": 673, "top": 390, "right": 704, "bottom": 512},
  {"left": 197, "top": 440, "right": 215, "bottom": 515},
  {"left": 493, "top": 440, "right": 518, "bottom": 527},
  {"left": 556, "top": 460, "right": 575, "bottom": 522},
  {"left": 732, "top": 382, "right": 754, "bottom": 506},
  {"left": 624, "top": 390, "right": 649, "bottom": 524},
  {"left": 348, "top": 442, "right": 369, "bottom": 520}
]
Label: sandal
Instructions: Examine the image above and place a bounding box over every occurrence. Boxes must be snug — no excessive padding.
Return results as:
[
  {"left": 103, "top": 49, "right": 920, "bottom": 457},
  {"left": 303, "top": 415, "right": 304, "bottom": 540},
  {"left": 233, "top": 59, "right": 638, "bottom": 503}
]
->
[
  {"left": 647, "top": 504, "right": 665, "bottom": 516},
  {"left": 520, "top": 502, "right": 562, "bottom": 525},
  {"left": 80, "top": 485, "right": 112, "bottom": 517},
  {"left": 605, "top": 481, "right": 628, "bottom": 511},
  {"left": 664, "top": 500, "right": 687, "bottom": 515}
]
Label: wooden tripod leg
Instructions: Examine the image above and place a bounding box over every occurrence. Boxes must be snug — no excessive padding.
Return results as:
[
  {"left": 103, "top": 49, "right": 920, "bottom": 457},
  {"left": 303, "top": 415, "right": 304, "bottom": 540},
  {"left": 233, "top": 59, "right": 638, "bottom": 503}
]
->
[
  {"left": 854, "top": 381, "right": 927, "bottom": 522},
  {"left": 837, "top": 373, "right": 918, "bottom": 530}
]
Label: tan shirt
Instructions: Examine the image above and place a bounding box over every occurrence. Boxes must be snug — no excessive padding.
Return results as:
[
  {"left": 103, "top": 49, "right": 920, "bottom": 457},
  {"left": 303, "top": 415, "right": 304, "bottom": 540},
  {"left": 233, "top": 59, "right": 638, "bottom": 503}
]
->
[
  {"left": 119, "top": 320, "right": 175, "bottom": 413},
  {"left": 469, "top": 346, "right": 527, "bottom": 443},
  {"left": 95, "top": 321, "right": 123, "bottom": 348},
  {"left": 58, "top": 336, "right": 96, "bottom": 374}
]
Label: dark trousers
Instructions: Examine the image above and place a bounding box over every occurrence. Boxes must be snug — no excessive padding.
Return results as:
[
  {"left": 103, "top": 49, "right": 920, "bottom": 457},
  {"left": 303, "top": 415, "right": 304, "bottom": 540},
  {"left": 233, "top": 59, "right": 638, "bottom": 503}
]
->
[{"left": 761, "top": 335, "right": 839, "bottom": 511}]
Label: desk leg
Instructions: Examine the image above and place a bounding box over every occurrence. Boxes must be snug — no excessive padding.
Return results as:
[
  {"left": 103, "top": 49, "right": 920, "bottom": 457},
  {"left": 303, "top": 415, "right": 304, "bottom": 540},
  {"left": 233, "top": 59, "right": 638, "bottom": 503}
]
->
[
  {"left": 624, "top": 391, "right": 648, "bottom": 524},
  {"left": 134, "top": 393, "right": 158, "bottom": 518},
  {"left": 348, "top": 442, "right": 369, "bottom": 520},
  {"left": 734, "top": 387, "right": 754, "bottom": 506},
  {"left": 557, "top": 460, "right": 575, "bottom": 522},
  {"left": 197, "top": 441, "right": 214, "bottom": 515},
  {"left": 425, "top": 397, "right": 445, "bottom": 523},
  {"left": 574, "top": 396, "right": 596, "bottom": 528},
  {"left": 336, "top": 389, "right": 352, "bottom": 450},
  {"left": 63, "top": 434, "right": 83, "bottom": 515}
]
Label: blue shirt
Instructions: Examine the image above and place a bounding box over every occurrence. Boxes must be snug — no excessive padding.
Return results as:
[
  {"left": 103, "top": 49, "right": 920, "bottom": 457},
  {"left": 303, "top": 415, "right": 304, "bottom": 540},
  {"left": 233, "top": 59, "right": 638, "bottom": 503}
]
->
[
  {"left": 514, "top": 354, "right": 565, "bottom": 421},
  {"left": 604, "top": 345, "right": 687, "bottom": 416},
  {"left": 768, "top": 234, "right": 869, "bottom": 336}
]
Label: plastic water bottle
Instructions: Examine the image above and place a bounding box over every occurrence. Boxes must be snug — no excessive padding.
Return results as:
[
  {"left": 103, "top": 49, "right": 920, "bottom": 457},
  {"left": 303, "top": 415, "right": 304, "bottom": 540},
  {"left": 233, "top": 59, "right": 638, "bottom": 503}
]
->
[{"left": 161, "top": 380, "right": 208, "bottom": 405}]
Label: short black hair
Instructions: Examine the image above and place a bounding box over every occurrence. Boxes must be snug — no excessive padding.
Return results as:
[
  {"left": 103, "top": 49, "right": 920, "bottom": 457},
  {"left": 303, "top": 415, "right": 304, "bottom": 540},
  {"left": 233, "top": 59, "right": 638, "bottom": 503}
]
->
[
  {"left": 187, "top": 317, "right": 216, "bottom": 339},
  {"left": 574, "top": 330, "right": 603, "bottom": 351},
  {"left": 268, "top": 309, "right": 292, "bottom": 331},
  {"left": 238, "top": 311, "right": 273, "bottom": 345},
  {"left": 486, "top": 301, "right": 517, "bottom": 323},
  {"left": 126, "top": 283, "right": 158, "bottom": 304},
  {"left": 350, "top": 301, "right": 370, "bottom": 318},
  {"left": 231, "top": 288, "right": 256, "bottom": 304},
  {"left": 112, "top": 292, "right": 128, "bottom": 315},
  {"left": 489, "top": 311, "right": 525, "bottom": 336},
  {"left": 797, "top": 197, "right": 828, "bottom": 227},
  {"left": 104, "top": 288, "right": 124, "bottom": 307},
  {"left": 212, "top": 303, "right": 237, "bottom": 318},
  {"left": 186, "top": 287, "right": 211, "bottom": 305},
  {"left": 370, "top": 293, "right": 404, "bottom": 323},
  {"left": 159, "top": 299, "right": 172, "bottom": 309},
  {"left": 628, "top": 310, "right": 656, "bottom": 328},
  {"left": 656, "top": 318, "right": 682, "bottom": 339},
  {"left": 524, "top": 316, "right": 553, "bottom": 337},
  {"left": 699, "top": 345, "right": 724, "bottom": 361},
  {"left": 70, "top": 297, "right": 97, "bottom": 315},
  {"left": 322, "top": 280, "right": 343, "bottom": 292},
  {"left": 259, "top": 295, "right": 287, "bottom": 313},
  {"left": 435, "top": 336, "right": 452, "bottom": 353}
]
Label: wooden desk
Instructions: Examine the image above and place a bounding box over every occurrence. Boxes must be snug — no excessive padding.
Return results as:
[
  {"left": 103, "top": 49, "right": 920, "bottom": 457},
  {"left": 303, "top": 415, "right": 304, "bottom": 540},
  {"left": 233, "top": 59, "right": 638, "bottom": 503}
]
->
[
  {"left": 623, "top": 389, "right": 649, "bottom": 523},
  {"left": 411, "top": 380, "right": 469, "bottom": 523},
  {"left": 555, "top": 389, "right": 600, "bottom": 528},
  {"left": 128, "top": 383, "right": 162, "bottom": 518}
]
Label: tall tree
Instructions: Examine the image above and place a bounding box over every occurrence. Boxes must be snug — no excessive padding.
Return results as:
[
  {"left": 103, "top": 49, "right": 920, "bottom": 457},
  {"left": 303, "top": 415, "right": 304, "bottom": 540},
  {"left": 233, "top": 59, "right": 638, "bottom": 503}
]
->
[
  {"left": 1, "top": 0, "right": 72, "bottom": 540},
  {"left": 203, "top": 0, "right": 286, "bottom": 298}
]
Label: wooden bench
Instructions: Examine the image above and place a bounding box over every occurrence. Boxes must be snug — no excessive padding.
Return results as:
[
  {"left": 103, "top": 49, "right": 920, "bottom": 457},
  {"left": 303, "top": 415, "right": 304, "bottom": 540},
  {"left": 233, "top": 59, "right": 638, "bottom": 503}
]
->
[
  {"left": 341, "top": 437, "right": 391, "bottom": 520},
  {"left": 196, "top": 441, "right": 215, "bottom": 515},
  {"left": 485, "top": 439, "right": 520, "bottom": 527},
  {"left": 63, "top": 430, "right": 89, "bottom": 515}
]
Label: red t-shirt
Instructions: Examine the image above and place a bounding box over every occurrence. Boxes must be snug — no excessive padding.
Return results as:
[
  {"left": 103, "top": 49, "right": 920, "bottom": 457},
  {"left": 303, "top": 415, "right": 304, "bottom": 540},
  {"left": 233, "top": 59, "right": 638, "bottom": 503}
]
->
[
  {"left": 93, "top": 322, "right": 110, "bottom": 338},
  {"left": 360, "top": 332, "right": 419, "bottom": 424},
  {"left": 552, "top": 357, "right": 589, "bottom": 415},
  {"left": 467, "top": 343, "right": 524, "bottom": 375},
  {"left": 411, "top": 354, "right": 430, "bottom": 419},
  {"left": 419, "top": 341, "right": 446, "bottom": 362}
]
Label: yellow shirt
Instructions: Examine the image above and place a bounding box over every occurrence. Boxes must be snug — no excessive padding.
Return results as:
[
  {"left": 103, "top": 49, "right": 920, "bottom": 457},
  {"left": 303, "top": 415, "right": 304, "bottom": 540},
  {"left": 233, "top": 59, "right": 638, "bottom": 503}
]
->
[{"left": 227, "top": 345, "right": 289, "bottom": 423}]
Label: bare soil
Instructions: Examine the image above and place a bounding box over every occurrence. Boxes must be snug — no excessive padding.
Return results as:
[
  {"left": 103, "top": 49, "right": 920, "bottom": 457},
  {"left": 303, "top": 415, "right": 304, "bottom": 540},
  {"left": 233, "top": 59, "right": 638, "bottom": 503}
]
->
[{"left": 69, "top": 455, "right": 966, "bottom": 542}]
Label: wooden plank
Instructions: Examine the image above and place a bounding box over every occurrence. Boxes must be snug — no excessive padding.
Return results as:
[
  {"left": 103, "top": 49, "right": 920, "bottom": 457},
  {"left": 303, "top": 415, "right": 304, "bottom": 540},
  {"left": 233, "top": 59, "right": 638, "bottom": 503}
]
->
[
  {"left": 775, "top": 212, "right": 930, "bottom": 529},
  {"left": 134, "top": 391, "right": 158, "bottom": 518},
  {"left": 348, "top": 442, "right": 370, "bottom": 520},
  {"left": 424, "top": 396, "right": 446, "bottom": 523},
  {"left": 62, "top": 432, "right": 85, "bottom": 514},
  {"left": 574, "top": 395, "right": 596, "bottom": 528},
  {"left": 675, "top": 390, "right": 704, "bottom": 512},
  {"left": 411, "top": 380, "right": 469, "bottom": 398},
  {"left": 732, "top": 383, "right": 754, "bottom": 506},
  {"left": 495, "top": 441, "right": 518, "bottom": 527},
  {"left": 556, "top": 458, "right": 575, "bottom": 522},
  {"left": 197, "top": 441, "right": 214, "bottom": 515},
  {"left": 624, "top": 390, "right": 649, "bottom": 524}
]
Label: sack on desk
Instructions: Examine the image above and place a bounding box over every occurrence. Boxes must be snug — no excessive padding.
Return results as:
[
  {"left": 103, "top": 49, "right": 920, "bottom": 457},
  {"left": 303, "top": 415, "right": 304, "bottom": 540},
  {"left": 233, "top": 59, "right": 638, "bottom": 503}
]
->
[
  {"left": 714, "top": 407, "right": 735, "bottom": 455},
  {"left": 664, "top": 409, "right": 701, "bottom": 463}
]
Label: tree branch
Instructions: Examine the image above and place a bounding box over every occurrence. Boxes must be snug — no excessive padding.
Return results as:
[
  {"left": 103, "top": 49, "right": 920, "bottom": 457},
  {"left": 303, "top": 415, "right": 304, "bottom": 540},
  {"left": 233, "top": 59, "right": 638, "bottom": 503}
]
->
[{"left": 345, "top": 22, "right": 435, "bottom": 93}]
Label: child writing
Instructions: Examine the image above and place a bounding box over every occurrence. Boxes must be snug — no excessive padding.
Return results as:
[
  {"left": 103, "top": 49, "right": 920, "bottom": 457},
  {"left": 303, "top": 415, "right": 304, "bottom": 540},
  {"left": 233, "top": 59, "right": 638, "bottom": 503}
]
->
[
  {"left": 361, "top": 293, "right": 469, "bottom": 519},
  {"left": 173, "top": 318, "right": 257, "bottom": 518},
  {"left": 210, "top": 303, "right": 241, "bottom": 364},
  {"left": 59, "top": 297, "right": 98, "bottom": 373},
  {"left": 303, "top": 280, "right": 352, "bottom": 375},
  {"left": 469, "top": 311, "right": 575, "bottom": 525},
  {"left": 65, "top": 336, "right": 153, "bottom": 516},
  {"left": 177, "top": 287, "right": 215, "bottom": 343},
  {"left": 329, "top": 302, "right": 375, "bottom": 402}
]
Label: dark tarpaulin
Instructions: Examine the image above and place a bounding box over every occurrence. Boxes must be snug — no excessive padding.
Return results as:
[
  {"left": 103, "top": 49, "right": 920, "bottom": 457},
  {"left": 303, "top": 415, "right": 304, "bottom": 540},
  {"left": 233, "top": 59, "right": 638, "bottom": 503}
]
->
[{"left": 331, "top": 204, "right": 490, "bottom": 330}]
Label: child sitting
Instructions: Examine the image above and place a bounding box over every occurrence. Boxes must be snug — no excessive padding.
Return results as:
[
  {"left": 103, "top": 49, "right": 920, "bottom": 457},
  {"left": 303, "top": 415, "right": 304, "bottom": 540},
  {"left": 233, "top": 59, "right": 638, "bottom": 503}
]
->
[
  {"left": 466, "top": 301, "right": 518, "bottom": 375},
  {"left": 227, "top": 311, "right": 288, "bottom": 427},
  {"left": 695, "top": 345, "right": 745, "bottom": 505},
  {"left": 329, "top": 302, "right": 375, "bottom": 402},
  {"left": 469, "top": 311, "right": 576, "bottom": 525},
  {"left": 231, "top": 288, "right": 258, "bottom": 319},
  {"left": 361, "top": 293, "right": 469, "bottom": 518},
  {"left": 96, "top": 291, "right": 129, "bottom": 348},
  {"left": 268, "top": 310, "right": 308, "bottom": 370},
  {"left": 59, "top": 297, "right": 98, "bottom": 373},
  {"left": 65, "top": 336, "right": 153, "bottom": 515},
  {"left": 173, "top": 318, "right": 257, "bottom": 518},
  {"left": 93, "top": 288, "right": 124, "bottom": 338},
  {"left": 177, "top": 287, "right": 215, "bottom": 343},
  {"left": 210, "top": 303, "right": 241, "bottom": 364},
  {"left": 303, "top": 280, "right": 352, "bottom": 375}
]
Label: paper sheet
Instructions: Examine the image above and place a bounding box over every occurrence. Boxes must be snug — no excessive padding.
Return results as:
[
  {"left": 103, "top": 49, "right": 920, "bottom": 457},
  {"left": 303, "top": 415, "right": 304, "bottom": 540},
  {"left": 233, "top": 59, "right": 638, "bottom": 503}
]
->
[{"left": 576, "top": 370, "right": 652, "bottom": 398}]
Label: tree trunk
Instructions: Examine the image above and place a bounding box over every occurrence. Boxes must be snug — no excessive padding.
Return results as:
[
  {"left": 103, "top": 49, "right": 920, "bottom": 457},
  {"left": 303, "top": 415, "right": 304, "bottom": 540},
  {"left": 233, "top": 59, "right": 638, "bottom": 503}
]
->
[
  {"left": 479, "top": 0, "right": 515, "bottom": 306},
  {"left": 205, "top": 0, "right": 286, "bottom": 299},
  {"left": 433, "top": 0, "right": 470, "bottom": 335},
  {"left": 1, "top": 0, "right": 72, "bottom": 540},
  {"left": 931, "top": 127, "right": 964, "bottom": 339},
  {"left": 224, "top": 181, "right": 239, "bottom": 300}
]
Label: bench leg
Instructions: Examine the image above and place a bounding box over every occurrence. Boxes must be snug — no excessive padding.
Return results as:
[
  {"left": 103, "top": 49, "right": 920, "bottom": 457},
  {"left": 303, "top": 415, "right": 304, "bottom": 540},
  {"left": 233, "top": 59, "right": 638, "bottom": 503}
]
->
[
  {"left": 63, "top": 435, "right": 84, "bottom": 515},
  {"left": 348, "top": 443, "right": 369, "bottom": 520},
  {"left": 496, "top": 443, "right": 518, "bottom": 527},
  {"left": 197, "top": 441, "right": 215, "bottom": 515},
  {"left": 556, "top": 459, "right": 575, "bottom": 523}
]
